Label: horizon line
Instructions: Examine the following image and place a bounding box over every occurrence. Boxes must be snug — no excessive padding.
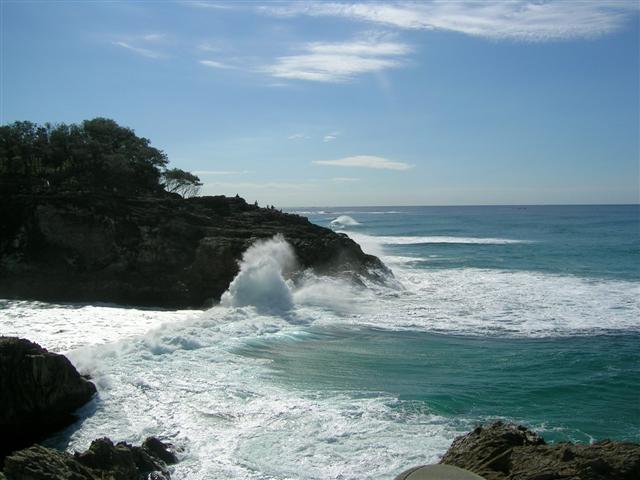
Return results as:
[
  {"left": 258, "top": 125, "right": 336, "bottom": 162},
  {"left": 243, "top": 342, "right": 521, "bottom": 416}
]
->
[{"left": 279, "top": 202, "right": 640, "bottom": 209}]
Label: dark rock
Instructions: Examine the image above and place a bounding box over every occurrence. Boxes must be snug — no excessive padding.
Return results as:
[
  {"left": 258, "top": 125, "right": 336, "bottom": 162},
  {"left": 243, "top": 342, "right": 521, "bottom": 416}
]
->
[
  {"left": 3, "top": 444, "right": 101, "bottom": 480},
  {"left": 141, "top": 438, "right": 177, "bottom": 465},
  {"left": 0, "top": 193, "right": 390, "bottom": 308},
  {"left": 440, "top": 421, "right": 640, "bottom": 480},
  {"left": 3, "top": 437, "right": 175, "bottom": 480},
  {"left": 0, "top": 337, "right": 96, "bottom": 462}
]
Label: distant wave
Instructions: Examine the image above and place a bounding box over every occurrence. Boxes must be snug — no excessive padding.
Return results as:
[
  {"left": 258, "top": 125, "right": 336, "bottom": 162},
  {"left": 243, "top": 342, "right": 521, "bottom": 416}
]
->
[
  {"left": 330, "top": 215, "right": 361, "bottom": 226},
  {"left": 341, "top": 232, "right": 529, "bottom": 247},
  {"left": 289, "top": 210, "right": 401, "bottom": 215},
  {"left": 376, "top": 236, "right": 529, "bottom": 245}
]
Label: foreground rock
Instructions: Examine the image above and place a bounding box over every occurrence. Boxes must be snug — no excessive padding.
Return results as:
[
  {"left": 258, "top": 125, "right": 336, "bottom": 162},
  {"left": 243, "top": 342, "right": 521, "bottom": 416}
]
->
[
  {"left": 0, "top": 193, "right": 389, "bottom": 308},
  {"left": 440, "top": 421, "right": 640, "bottom": 480},
  {"left": 0, "top": 337, "right": 96, "bottom": 461},
  {"left": 3, "top": 437, "right": 177, "bottom": 480}
]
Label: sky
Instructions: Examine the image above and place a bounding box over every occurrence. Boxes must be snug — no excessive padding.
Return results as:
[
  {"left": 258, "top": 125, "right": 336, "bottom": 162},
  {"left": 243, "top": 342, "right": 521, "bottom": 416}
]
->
[{"left": 2, "top": 0, "right": 639, "bottom": 207}]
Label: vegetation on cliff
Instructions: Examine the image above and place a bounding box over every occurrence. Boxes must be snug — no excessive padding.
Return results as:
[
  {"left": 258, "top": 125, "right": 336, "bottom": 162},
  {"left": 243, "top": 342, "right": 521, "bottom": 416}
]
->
[{"left": 0, "top": 118, "right": 200, "bottom": 198}]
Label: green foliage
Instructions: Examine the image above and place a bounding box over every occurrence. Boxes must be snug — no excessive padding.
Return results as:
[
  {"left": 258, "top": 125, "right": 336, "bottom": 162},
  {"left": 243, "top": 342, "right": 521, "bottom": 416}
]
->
[
  {"left": 162, "top": 168, "right": 202, "bottom": 198},
  {"left": 0, "top": 118, "right": 169, "bottom": 195}
]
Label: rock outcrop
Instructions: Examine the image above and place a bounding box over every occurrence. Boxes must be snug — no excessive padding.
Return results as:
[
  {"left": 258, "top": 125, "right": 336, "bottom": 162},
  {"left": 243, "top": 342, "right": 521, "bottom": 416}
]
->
[
  {"left": 0, "top": 193, "right": 389, "bottom": 308},
  {"left": 0, "top": 337, "right": 96, "bottom": 461},
  {"left": 440, "top": 421, "right": 640, "bottom": 480},
  {"left": 3, "top": 437, "right": 177, "bottom": 480}
]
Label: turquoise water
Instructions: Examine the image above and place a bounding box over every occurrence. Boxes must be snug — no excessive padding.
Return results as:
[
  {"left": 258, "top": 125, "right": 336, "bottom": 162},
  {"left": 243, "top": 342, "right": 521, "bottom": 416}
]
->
[{"left": 245, "top": 204, "right": 640, "bottom": 443}]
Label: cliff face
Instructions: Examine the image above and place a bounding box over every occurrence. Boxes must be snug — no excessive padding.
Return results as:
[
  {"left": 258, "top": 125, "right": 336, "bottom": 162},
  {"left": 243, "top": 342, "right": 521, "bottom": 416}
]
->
[{"left": 0, "top": 193, "right": 388, "bottom": 308}]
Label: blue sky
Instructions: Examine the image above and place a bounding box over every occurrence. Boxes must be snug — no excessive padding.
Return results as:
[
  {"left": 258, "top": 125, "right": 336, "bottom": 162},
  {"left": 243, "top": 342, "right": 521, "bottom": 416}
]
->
[{"left": 2, "top": 1, "right": 639, "bottom": 206}]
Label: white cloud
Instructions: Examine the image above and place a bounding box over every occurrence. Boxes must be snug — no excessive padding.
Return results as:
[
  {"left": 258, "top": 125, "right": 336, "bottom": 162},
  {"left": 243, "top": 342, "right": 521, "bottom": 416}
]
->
[
  {"left": 112, "top": 41, "right": 164, "bottom": 59},
  {"left": 199, "top": 59, "right": 236, "bottom": 69},
  {"left": 288, "top": 133, "right": 310, "bottom": 140},
  {"left": 197, "top": 41, "right": 222, "bottom": 52},
  {"left": 187, "top": 1, "right": 234, "bottom": 9},
  {"left": 203, "top": 181, "right": 312, "bottom": 190},
  {"left": 264, "top": 37, "right": 411, "bottom": 83},
  {"left": 323, "top": 131, "right": 340, "bottom": 142},
  {"left": 193, "top": 170, "right": 254, "bottom": 175},
  {"left": 141, "top": 33, "right": 165, "bottom": 42},
  {"left": 260, "top": 1, "right": 639, "bottom": 41},
  {"left": 332, "top": 177, "right": 360, "bottom": 182},
  {"left": 314, "top": 155, "right": 412, "bottom": 170}
]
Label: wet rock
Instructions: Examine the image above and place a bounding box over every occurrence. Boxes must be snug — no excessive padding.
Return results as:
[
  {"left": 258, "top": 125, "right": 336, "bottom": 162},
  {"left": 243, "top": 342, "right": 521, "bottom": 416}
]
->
[
  {"left": 141, "top": 438, "right": 178, "bottom": 465},
  {"left": 2, "top": 437, "right": 176, "bottom": 480},
  {"left": 0, "top": 193, "right": 389, "bottom": 308},
  {"left": 440, "top": 421, "right": 640, "bottom": 480},
  {"left": 0, "top": 337, "right": 96, "bottom": 461}
]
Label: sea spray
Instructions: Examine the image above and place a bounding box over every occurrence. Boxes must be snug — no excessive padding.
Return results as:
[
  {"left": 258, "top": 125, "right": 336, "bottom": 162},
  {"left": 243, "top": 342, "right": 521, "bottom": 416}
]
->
[
  {"left": 330, "top": 215, "right": 361, "bottom": 227},
  {"left": 221, "top": 235, "right": 297, "bottom": 312}
]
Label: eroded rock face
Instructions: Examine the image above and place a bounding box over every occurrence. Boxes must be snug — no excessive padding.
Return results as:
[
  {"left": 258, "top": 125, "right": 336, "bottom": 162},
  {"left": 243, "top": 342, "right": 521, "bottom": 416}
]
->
[
  {"left": 440, "top": 421, "right": 640, "bottom": 480},
  {"left": 3, "top": 437, "right": 177, "bottom": 480},
  {"left": 0, "top": 193, "right": 389, "bottom": 308},
  {"left": 0, "top": 337, "right": 96, "bottom": 461}
]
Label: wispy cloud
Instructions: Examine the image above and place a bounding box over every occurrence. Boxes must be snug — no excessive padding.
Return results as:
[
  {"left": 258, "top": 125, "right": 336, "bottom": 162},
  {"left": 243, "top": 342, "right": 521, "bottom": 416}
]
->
[
  {"left": 287, "top": 133, "right": 310, "bottom": 140},
  {"left": 193, "top": 170, "right": 254, "bottom": 175},
  {"left": 314, "top": 155, "right": 412, "bottom": 170},
  {"left": 259, "top": 1, "right": 639, "bottom": 41},
  {"left": 197, "top": 41, "right": 222, "bottom": 52},
  {"left": 263, "top": 36, "right": 411, "bottom": 83},
  {"left": 323, "top": 131, "right": 340, "bottom": 142},
  {"left": 112, "top": 41, "right": 164, "bottom": 59},
  {"left": 199, "top": 59, "right": 236, "bottom": 69},
  {"left": 203, "top": 181, "right": 312, "bottom": 190},
  {"left": 141, "top": 33, "right": 166, "bottom": 42},
  {"left": 332, "top": 176, "right": 360, "bottom": 182},
  {"left": 187, "top": 1, "right": 234, "bottom": 9}
]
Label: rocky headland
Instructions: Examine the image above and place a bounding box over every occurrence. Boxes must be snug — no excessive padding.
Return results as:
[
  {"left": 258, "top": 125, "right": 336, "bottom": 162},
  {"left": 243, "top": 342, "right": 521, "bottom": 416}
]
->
[{"left": 0, "top": 192, "right": 388, "bottom": 309}]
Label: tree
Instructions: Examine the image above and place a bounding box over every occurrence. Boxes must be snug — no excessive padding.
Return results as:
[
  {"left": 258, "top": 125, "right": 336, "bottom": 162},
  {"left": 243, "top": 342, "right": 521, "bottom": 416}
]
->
[
  {"left": 0, "top": 118, "right": 169, "bottom": 195},
  {"left": 162, "top": 168, "right": 202, "bottom": 198}
]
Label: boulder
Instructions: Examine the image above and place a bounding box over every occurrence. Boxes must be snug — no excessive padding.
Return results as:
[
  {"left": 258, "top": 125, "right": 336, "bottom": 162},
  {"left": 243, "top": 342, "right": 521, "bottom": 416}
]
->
[
  {"left": 2, "top": 437, "right": 177, "bottom": 480},
  {"left": 0, "top": 337, "right": 96, "bottom": 461},
  {"left": 0, "top": 193, "right": 389, "bottom": 308},
  {"left": 440, "top": 421, "right": 640, "bottom": 480}
]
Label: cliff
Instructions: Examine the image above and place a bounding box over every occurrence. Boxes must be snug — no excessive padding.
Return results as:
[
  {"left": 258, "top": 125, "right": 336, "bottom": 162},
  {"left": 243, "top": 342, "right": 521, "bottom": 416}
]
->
[{"left": 0, "top": 192, "right": 388, "bottom": 308}]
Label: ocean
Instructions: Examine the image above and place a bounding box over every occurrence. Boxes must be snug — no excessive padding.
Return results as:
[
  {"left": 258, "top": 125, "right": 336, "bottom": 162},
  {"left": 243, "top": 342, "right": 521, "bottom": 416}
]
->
[{"left": 2, "top": 204, "right": 639, "bottom": 479}]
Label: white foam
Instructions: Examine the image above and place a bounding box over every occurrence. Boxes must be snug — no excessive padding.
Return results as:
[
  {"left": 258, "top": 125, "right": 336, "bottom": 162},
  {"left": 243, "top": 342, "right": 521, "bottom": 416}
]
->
[
  {"left": 376, "top": 235, "right": 528, "bottom": 245},
  {"left": 0, "top": 299, "right": 198, "bottom": 353},
  {"left": 221, "top": 235, "right": 296, "bottom": 312},
  {"left": 330, "top": 215, "right": 361, "bottom": 226},
  {"left": 352, "top": 267, "right": 640, "bottom": 337},
  {"left": 47, "top": 307, "right": 462, "bottom": 480}
]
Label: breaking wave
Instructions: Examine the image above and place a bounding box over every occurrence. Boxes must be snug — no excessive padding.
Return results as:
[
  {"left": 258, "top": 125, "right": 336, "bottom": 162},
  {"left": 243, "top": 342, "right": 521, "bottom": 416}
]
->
[
  {"left": 221, "top": 235, "right": 296, "bottom": 313},
  {"left": 330, "top": 215, "right": 361, "bottom": 227},
  {"left": 362, "top": 234, "right": 528, "bottom": 245}
]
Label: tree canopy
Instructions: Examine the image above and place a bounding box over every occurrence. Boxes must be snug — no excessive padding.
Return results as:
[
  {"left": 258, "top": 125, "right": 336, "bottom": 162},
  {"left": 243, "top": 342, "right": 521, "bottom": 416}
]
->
[
  {"left": 0, "top": 118, "right": 189, "bottom": 196},
  {"left": 162, "top": 168, "right": 202, "bottom": 198}
]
